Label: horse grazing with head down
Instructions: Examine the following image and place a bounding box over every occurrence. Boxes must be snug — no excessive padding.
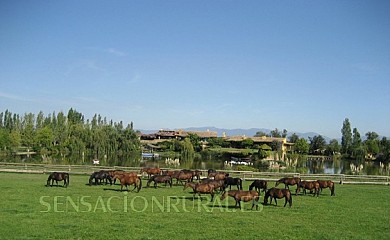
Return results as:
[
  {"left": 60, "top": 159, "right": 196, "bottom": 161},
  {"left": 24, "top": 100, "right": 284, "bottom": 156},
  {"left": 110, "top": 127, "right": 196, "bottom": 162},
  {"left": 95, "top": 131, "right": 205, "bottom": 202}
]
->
[
  {"left": 184, "top": 182, "right": 215, "bottom": 201},
  {"left": 249, "top": 180, "right": 267, "bottom": 194},
  {"left": 89, "top": 170, "right": 112, "bottom": 186},
  {"left": 224, "top": 177, "right": 243, "bottom": 190},
  {"left": 220, "top": 190, "right": 260, "bottom": 210},
  {"left": 264, "top": 187, "right": 292, "bottom": 207},
  {"left": 275, "top": 177, "right": 301, "bottom": 190},
  {"left": 113, "top": 173, "right": 142, "bottom": 192},
  {"left": 317, "top": 180, "right": 335, "bottom": 196},
  {"left": 46, "top": 172, "right": 69, "bottom": 187},
  {"left": 147, "top": 175, "right": 172, "bottom": 188},
  {"left": 296, "top": 180, "right": 320, "bottom": 197}
]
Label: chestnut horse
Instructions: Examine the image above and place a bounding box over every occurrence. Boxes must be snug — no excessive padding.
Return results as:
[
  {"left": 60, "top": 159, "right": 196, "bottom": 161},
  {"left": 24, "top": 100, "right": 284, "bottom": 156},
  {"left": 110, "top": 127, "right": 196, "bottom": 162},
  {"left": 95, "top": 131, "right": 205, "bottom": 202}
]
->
[
  {"left": 220, "top": 190, "right": 260, "bottom": 210},
  {"left": 140, "top": 167, "right": 161, "bottom": 179},
  {"left": 317, "top": 180, "right": 335, "bottom": 196},
  {"left": 275, "top": 177, "right": 301, "bottom": 190},
  {"left": 296, "top": 180, "right": 320, "bottom": 197},
  {"left": 46, "top": 172, "right": 69, "bottom": 188},
  {"left": 249, "top": 180, "right": 267, "bottom": 194},
  {"left": 184, "top": 182, "right": 215, "bottom": 201},
  {"left": 174, "top": 170, "right": 194, "bottom": 185},
  {"left": 113, "top": 173, "right": 142, "bottom": 192},
  {"left": 264, "top": 187, "right": 292, "bottom": 207}
]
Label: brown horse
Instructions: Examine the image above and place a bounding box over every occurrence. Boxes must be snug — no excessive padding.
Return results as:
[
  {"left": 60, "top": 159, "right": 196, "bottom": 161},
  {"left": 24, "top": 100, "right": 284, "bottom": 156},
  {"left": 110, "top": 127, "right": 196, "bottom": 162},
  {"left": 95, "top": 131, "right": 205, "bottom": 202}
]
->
[
  {"left": 46, "top": 172, "right": 69, "bottom": 187},
  {"left": 201, "top": 179, "right": 225, "bottom": 192},
  {"left": 296, "top": 180, "right": 320, "bottom": 197},
  {"left": 220, "top": 190, "right": 260, "bottom": 210},
  {"left": 249, "top": 180, "right": 268, "bottom": 195},
  {"left": 108, "top": 170, "right": 125, "bottom": 184},
  {"left": 113, "top": 173, "right": 142, "bottom": 192},
  {"left": 147, "top": 175, "right": 172, "bottom": 188},
  {"left": 317, "top": 180, "right": 335, "bottom": 196},
  {"left": 214, "top": 172, "right": 229, "bottom": 181},
  {"left": 140, "top": 167, "right": 161, "bottom": 179},
  {"left": 264, "top": 187, "right": 292, "bottom": 207},
  {"left": 184, "top": 182, "right": 215, "bottom": 201},
  {"left": 174, "top": 170, "right": 194, "bottom": 185},
  {"left": 275, "top": 177, "right": 301, "bottom": 190},
  {"left": 192, "top": 170, "right": 202, "bottom": 181}
]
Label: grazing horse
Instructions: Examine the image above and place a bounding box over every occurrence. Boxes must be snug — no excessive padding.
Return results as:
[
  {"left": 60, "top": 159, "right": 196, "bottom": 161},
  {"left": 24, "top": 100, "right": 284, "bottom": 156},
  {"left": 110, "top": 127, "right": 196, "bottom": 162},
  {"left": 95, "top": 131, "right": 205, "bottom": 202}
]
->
[
  {"left": 220, "top": 190, "right": 260, "bottom": 210},
  {"left": 317, "top": 180, "right": 335, "bottom": 196},
  {"left": 249, "top": 180, "right": 267, "bottom": 194},
  {"left": 296, "top": 180, "right": 320, "bottom": 197},
  {"left": 264, "top": 187, "right": 292, "bottom": 207},
  {"left": 275, "top": 177, "right": 301, "bottom": 190},
  {"left": 140, "top": 167, "right": 161, "bottom": 179},
  {"left": 113, "top": 173, "right": 142, "bottom": 192},
  {"left": 46, "top": 172, "right": 69, "bottom": 187},
  {"left": 224, "top": 177, "right": 243, "bottom": 190},
  {"left": 147, "top": 175, "right": 172, "bottom": 188},
  {"left": 89, "top": 170, "right": 112, "bottom": 185},
  {"left": 107, "top": 170, "right": 126, "bottom": 184},
  {"left": 174, "top": 170, "right": 194, "bottom": 185},
  {"left": 192, "top": 183, "right": 216, "bottom": 201}
]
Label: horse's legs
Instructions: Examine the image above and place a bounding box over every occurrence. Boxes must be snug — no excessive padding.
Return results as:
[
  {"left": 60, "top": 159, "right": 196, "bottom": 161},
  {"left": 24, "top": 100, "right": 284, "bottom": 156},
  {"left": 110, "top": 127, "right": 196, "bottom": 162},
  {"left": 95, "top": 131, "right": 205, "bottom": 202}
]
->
[{"left": 274, "top": 198, "right": 278, "bottom": 206}]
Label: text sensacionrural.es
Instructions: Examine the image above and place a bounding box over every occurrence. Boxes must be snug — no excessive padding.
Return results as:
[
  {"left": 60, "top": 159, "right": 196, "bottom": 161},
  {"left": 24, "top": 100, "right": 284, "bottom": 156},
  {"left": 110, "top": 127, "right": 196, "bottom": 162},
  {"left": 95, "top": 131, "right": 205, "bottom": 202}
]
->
[{"left": 39, "top": 192, "right": 263, "bottom": 213}]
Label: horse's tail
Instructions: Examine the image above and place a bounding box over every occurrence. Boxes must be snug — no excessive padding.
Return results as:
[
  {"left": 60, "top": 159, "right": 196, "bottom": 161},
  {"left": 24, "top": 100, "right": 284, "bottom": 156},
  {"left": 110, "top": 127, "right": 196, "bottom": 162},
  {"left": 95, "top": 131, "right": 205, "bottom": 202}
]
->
[
  {"left": 239, "top": 179, "right": 243, "bottom": 190},
  {"left": 137, "top": 177, "right": 142, "bottom": 192},
  {"left": 249, "top": 182, "right": 253, "bottom": 191},
  {"left": 66, "top": 173, "right": 69, "bottom": 187},
  {"left": 289, "top": 193, "right": 293, "bottom": 207},
  {"left": 330, "top": 182, "right": 335, "bottom": 196}
]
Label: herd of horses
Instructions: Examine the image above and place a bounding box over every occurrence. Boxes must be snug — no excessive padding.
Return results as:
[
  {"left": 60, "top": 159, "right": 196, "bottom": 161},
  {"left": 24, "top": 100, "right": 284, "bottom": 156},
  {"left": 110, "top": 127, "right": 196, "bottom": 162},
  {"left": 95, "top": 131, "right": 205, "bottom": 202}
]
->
[{"left": 45, "top": 168, "right": 335, "bottom": 209}]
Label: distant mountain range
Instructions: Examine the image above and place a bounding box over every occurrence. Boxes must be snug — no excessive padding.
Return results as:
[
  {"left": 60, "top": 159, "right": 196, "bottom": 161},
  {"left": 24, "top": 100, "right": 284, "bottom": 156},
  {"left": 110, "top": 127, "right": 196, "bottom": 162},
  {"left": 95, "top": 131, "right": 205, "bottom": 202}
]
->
[{"left": 137, "top": 126, "right": 334, "bottom": 142}]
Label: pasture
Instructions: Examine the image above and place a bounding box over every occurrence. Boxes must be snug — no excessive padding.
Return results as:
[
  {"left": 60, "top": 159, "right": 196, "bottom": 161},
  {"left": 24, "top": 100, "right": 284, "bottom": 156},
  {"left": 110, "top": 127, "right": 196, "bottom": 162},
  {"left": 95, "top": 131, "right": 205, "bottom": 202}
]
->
[{"left": 0, "top": 172, "right": 390, "bottom": 239}]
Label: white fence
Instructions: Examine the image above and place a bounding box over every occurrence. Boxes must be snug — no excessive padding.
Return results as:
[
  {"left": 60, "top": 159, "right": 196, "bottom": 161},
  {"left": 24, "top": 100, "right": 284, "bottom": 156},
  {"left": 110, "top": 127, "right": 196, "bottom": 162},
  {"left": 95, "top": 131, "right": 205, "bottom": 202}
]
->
[{"left": 0, "top": 162, "right": 389, "bottom": 185}]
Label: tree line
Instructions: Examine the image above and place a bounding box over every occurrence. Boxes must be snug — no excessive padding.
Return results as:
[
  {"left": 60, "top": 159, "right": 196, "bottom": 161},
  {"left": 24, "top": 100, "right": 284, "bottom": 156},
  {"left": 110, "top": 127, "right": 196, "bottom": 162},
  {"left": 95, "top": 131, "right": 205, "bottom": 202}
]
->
[{"left": 0, "top": 109, "right": 141, "bottom": 165}]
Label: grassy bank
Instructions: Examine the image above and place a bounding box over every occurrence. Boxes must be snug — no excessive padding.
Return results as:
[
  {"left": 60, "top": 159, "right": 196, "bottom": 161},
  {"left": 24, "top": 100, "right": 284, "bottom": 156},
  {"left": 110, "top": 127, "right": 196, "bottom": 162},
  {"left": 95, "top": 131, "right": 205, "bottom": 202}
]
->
[{"left": 0, "top": 172, "right": 389, "bottom": 239}]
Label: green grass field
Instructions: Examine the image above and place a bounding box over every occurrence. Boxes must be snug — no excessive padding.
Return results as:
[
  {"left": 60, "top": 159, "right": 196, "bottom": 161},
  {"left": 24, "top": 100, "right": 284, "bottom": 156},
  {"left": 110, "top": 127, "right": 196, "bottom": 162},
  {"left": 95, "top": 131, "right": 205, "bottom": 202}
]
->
[{"left": 0, "top": 172, "right": 389, "bottom": 240}]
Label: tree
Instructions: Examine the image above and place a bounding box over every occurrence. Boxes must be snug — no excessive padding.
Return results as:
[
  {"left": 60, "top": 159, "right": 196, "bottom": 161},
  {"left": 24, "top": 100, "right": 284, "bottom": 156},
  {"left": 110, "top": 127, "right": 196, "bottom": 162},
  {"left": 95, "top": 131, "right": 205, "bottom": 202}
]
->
[
  {"left": 326, "top": 139, "right": 340, "bottom": 155},
  {"left": 241, "top": 138, "right": 254, "bottom": 149},
  {"left": 341, "top": 118, "right": 352, "bottom": 155},
  {"left": 271, "top": 128, "right": 282, "bottom": 138},
  {"left": 254, "top": 131, "right": 268, "bottom": 137},
  {"left": 288, "top": 133, "right": 299, "bottom": 143},
  {"left": 294, "top": 138, "right": 309, "bottom": 154},
  {"left": 309, "top": 135, "right": 326, "bottom": 154}
]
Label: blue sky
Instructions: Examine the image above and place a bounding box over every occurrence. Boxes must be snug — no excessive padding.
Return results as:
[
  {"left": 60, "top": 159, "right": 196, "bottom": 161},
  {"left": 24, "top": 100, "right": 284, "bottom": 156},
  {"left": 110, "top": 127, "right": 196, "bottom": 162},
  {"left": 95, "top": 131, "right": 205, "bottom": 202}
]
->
[{"left": 1, "top": 0, "right": 389, "bottom": 139}]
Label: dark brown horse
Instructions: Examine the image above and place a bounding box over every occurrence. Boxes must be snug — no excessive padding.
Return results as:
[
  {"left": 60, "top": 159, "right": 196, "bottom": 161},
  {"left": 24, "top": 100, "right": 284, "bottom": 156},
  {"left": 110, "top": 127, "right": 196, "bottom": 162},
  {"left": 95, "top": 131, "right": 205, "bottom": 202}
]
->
[
  {"left": 317, "top": 180, "right": 335, "bottom": 196},
  {"left": 296, "top": 180, "right": 320, "bottom": 197},
  {"left": 46, "top": 172, "right": 69, "bottom": 187},
  {"left": 224, "top": 177, "right": 243, "bottom": 190},
  {"left": 275, "top": 177, "right": 301, "bottom": 190},
  {"left": 147, "top": 175, "right": 172, "bottom": 188},
  {"left": 264, "top": 187, "right": 292, "bottom": 207},
  {"left": 220, "top": 190, "right": 260, "bottom": 210},
  {"left": 113, "top": 173, "right": 142, "bottom": 192},
  {"left": 140, "top": 167, "right": 161, "bottom": 179},
  {"left": 249, "top": 180, "right": 267, "bottom": 194}
]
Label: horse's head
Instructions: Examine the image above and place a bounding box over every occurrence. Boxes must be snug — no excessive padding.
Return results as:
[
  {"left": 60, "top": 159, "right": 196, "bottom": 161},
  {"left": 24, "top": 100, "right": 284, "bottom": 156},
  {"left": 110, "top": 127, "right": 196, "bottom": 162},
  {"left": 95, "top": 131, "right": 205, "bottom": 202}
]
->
[{"left": 220, "top": 191, "right": 228, "bottom": 201}]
